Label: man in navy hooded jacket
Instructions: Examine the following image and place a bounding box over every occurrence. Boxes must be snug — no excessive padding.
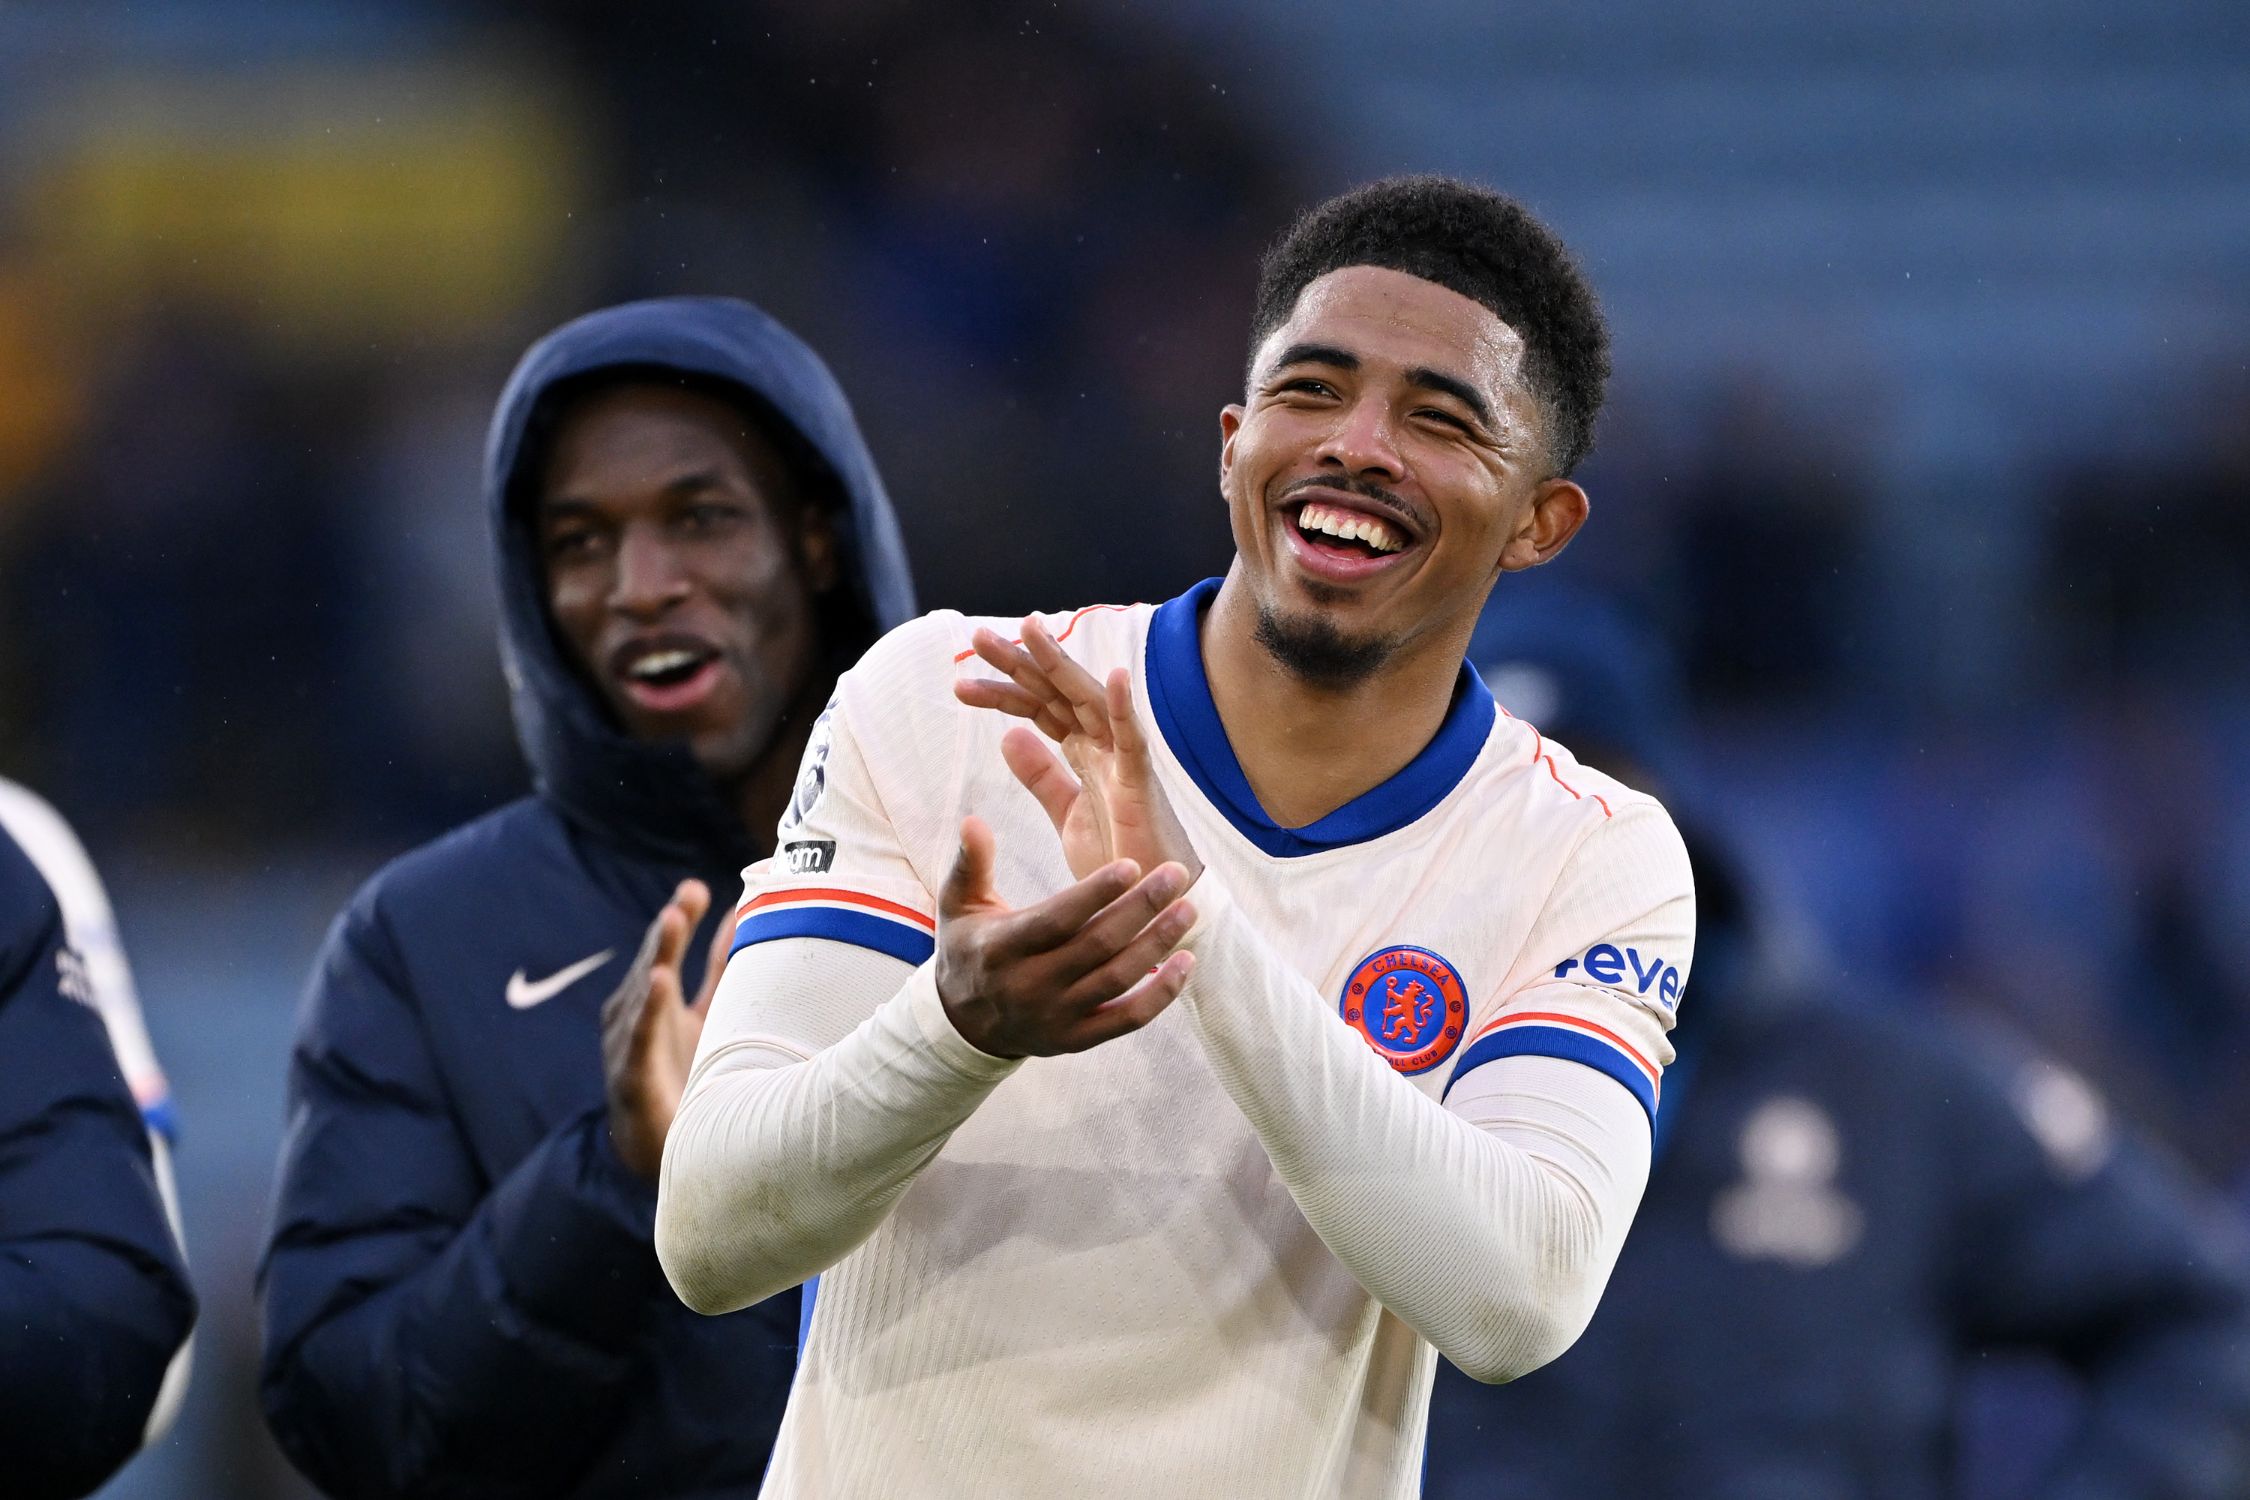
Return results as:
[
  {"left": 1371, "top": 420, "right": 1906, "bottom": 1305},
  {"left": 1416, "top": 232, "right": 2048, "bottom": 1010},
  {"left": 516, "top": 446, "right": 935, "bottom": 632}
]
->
[
  {"left": 258, "top": 298, "right": 915, "bottom": 1499},
  {"left": 1, "top": 821, "right": 196, "bottom": 1499},
  {"left": 1424, "top": 596, "right": 2250, "bottom": 1498}
]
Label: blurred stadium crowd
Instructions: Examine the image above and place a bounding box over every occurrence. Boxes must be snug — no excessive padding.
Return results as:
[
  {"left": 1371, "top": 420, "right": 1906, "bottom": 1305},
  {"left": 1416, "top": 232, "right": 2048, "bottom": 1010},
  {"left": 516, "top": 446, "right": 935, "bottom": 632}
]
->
[{"left": 0, "top": 0, "right": 2246, "bottom": 1495}]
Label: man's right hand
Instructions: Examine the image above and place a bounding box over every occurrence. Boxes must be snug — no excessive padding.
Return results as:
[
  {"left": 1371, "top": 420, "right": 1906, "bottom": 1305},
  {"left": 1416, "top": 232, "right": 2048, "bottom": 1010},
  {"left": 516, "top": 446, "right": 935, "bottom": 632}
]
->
[{"left": 936, "top": 815, "right": 1196, "bottom": 1058}]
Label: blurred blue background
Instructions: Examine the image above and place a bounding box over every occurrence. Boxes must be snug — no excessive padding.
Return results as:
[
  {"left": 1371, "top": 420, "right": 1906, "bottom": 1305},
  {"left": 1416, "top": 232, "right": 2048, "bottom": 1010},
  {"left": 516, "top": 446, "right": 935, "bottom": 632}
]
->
[{"left": 0, "top": 1, "right": 2244, "bottom": 1493}]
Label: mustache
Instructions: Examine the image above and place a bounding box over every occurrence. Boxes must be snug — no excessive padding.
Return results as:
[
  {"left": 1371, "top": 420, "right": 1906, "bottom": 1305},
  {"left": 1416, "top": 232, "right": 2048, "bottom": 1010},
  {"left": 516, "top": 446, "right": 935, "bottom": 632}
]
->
[{"left": 1275, "top": 473, "right": 1424, "bottom": 535}]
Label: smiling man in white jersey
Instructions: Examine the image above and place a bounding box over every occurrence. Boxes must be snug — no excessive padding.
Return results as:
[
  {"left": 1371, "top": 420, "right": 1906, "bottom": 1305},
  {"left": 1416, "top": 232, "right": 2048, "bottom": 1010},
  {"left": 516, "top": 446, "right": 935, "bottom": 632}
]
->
[{"left": 656, "top": 176, "right": 1695, "bottom": 1498}]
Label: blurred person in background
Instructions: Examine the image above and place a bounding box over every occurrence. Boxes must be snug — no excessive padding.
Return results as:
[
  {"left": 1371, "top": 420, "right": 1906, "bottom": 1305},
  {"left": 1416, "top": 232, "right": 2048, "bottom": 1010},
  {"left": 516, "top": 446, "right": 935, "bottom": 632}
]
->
[
  {"left": 0, "top": 778, "right": 194, "bottom": 1448},
  {"left": 0, "top": 795, "right": 196, "bottom": 1499},
  {"left": 257, "top": 297, "right": 914, "bottom": 1499},
  {"left": 542, "top": 1, "right": 1303, "bottom": 614},
  {"left": 1423, "top": 592, "right": 2250, "bottom": 1500}
]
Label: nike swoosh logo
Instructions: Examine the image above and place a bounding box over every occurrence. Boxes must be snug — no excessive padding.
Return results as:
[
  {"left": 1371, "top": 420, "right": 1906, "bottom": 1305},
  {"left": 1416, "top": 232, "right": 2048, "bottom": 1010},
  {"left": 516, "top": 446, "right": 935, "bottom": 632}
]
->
[{"left": 506, "top": 950, "right": 616, "bottom": 1010}]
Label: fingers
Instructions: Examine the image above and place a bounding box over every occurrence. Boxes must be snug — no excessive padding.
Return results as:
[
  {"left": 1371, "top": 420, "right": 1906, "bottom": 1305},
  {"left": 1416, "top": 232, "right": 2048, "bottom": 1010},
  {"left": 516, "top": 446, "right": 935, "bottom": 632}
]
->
[
  {"left": 938, "top": 856, "right": 1199, "bottom": 1059},
  {"left": 967, "top": 619, "right": 1115, "bottom": 748},
  {"left": 994, "top": 857, "right": 1141, "bottom": 951},
  {"left": 1045, "top": 862, "right": 1192, "bottom": 983},
  {"left": 965, "top": 628, "right": 1079, "bottom": 743},
  {"left": 601, "top": 903, "right": 673, "bottom": 1083},
  {"left": 999, "top": 726, "right": 1081, "bottom": 835},
  {"left": 1020, "top": 616, "right": 1113, "bottom": 746},
  {"left": 939, "top": 816, "right": 1002, "bottom": 919},
  {"left": 641, "top": 877, "right": 708, "bottom": 1016},
  {"left": 994, "top": 861, "right": 1194, "bottom": 1008},
  {"left": 663, "top": 879, "right": 710, "bottom": 958},
  {"left": 636, "top": 905, "right": 691, "bottom": 1037},
  {"left": 952, "top": 674, "right": 1076, "bottom": 742},
  {"left": 1058, "top": 894, "right": 1197, "bottom": 1008},
  {"left": 600, "top": 896, "right": 670, "bottom": 1039},
  {"left": 602, "top": 880, "right": 718, "bottom": 1093},
  {"left": 1073, "top": 950, "right": 1195, "bottom": 1049},
  {"left": 1105, "top": 668, "right": 1153, "bottom": 769},
  {"left": 630, "top": 879, "right": 702, "bottom": 1000}
]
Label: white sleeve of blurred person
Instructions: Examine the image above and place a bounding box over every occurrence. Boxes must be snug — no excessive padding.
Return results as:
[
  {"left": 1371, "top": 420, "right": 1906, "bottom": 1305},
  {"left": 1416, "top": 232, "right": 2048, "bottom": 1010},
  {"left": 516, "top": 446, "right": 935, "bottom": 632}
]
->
[{"left": 0, "top": 778, "right": 194, "bottom": 1444}]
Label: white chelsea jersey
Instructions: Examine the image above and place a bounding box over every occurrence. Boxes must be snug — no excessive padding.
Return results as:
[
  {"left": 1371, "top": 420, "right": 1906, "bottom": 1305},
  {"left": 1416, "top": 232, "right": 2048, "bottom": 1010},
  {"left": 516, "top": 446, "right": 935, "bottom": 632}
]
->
[{"left": 705, "top": 581, "right": 1692, "bottom": 1498}]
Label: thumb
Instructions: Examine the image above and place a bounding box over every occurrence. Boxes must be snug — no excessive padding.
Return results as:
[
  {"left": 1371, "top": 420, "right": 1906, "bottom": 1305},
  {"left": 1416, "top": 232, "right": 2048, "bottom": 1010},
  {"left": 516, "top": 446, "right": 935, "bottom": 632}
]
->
[{"left": 940, "top": 815, "right": 1000, "bottom": 919}]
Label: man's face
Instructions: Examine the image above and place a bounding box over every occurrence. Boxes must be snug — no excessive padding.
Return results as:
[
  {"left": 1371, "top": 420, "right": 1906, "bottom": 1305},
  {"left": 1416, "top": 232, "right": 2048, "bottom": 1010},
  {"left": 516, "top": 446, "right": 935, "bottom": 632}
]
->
[
  {"left": 1219, "top": 265, "right": 1587, "bottom": 684},
  {"left": 538, "top": 382, "right": 838, "bottom": 783}
]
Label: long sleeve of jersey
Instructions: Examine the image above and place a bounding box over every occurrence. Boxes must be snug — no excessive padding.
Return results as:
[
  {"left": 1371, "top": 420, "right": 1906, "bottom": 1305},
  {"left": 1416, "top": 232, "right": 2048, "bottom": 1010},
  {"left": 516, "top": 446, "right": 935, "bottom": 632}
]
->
[
  {"left": 658, "top": 945, "right": 1012, "bottom": 1314},
  {"left": 657, "top": 646, "right": 1019, "bottom": 1316},
  {"left": 1175, "top": 804, "right": 1692, "bottom": 1383}
]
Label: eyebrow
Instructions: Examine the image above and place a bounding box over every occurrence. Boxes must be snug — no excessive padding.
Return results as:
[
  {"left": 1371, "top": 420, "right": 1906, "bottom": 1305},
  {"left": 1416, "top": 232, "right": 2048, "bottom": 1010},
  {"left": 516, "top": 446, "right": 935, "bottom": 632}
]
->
[
  {"left": 540, "top": 469, "right": 726, "bottom": 517},
  {"left": 1268, "top": 342, "right": 1495, "bottom": 431},
  {"left": 1271, "top": 341, "right": 1360, "bottom": 374},
  {"left": 1404, "top": 365, "right": 1495, "bottom": 431}
]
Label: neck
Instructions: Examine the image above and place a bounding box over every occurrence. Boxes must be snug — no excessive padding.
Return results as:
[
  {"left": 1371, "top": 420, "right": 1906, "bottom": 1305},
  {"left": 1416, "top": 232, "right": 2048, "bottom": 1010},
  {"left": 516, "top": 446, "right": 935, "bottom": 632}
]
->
[
  {"left": 725, "top": 673, "right": 832, "bottom": 859},
  {"left": 1201, "top": 567, "right": 1470, "bottom": 828}
]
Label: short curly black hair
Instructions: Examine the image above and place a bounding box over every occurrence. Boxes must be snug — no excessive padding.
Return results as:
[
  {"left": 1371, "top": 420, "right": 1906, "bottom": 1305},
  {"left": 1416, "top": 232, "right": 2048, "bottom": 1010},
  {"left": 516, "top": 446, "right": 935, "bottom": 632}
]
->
[{"left": 1250, "top": 176, "right": 1610, "bottom": 477}]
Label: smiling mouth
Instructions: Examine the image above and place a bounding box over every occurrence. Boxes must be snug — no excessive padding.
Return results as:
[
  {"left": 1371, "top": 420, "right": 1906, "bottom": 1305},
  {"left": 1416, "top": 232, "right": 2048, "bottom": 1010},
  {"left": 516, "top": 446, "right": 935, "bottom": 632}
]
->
[
  {"left": 612, "top": 639, "right": 725, "bottom": 716},
  {"left": 1290, "top": 499, "right": 1408, "bottom": 557},
  {"left": 626, "top": 647, "right": 713, "bottom": 688}
]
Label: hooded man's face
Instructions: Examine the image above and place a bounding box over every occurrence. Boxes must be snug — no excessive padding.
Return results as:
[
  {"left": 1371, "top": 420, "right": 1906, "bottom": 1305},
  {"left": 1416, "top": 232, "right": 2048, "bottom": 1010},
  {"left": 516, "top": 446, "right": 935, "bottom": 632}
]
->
[{"left": 536, "top": 381, "right": 839, "bottom": 791}]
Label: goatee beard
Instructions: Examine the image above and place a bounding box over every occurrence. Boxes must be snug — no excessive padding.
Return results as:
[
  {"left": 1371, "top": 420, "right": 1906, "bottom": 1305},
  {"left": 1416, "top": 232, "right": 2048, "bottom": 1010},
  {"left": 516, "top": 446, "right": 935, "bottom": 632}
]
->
[{"left": 1253, "top": 603, "right": 1395, "bottom": 689}]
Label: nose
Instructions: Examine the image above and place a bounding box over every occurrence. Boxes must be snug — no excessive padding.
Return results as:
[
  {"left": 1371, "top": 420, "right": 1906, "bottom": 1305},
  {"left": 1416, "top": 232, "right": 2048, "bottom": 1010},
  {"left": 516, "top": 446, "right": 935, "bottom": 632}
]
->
[
  {"left": 1314, "top": 393, "right": 1405, "bottom": 483},
  {"left": 609, "top": 524, "right": 692, "bottom": 620}
]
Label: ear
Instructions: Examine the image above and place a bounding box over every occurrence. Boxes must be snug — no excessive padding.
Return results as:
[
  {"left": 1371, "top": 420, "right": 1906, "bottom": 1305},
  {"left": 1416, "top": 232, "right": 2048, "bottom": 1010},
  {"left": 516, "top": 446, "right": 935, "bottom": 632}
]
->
[
  {"left": 796, "top": 505, "right": 843, "bottom": 594},
  {"left": 1218, "top": 404, "right": 1246, "bottom": 497},
  {"left": 1498, "top": 478, "right": 1589, "bottom": 573}
]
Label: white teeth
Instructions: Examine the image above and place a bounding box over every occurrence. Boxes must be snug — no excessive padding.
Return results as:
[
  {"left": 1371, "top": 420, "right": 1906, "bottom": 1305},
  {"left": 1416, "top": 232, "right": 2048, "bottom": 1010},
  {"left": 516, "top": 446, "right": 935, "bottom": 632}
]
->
[
  {"left": 631, "top": 649, "right": 702, "bottom": 679},
  {"left": 1296, "top": 502, "right": 1403, "bottom": 553}
]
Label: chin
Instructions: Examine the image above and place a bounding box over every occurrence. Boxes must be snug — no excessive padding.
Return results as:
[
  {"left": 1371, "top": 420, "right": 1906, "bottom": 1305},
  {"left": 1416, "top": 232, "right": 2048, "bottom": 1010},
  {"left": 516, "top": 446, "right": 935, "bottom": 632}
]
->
[
  {"left": 687, "top": 735, "right": 763, "bottom": 789},
  {"left": 698, "top": 700, "right": 794, "bottom": 782},
  {"left": 1252, "top": 601, "right": 1397, "bottom": 690}
]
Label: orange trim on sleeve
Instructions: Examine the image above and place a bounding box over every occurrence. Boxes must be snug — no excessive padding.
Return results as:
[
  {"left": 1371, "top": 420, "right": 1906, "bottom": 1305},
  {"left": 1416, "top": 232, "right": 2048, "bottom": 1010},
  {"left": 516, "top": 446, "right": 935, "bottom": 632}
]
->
[
  {"left": 738, "top": 887, "right": 937, "bottom": 930},
  {"left": 952, "top": 602, "right": 1133, "bottom": 663}
]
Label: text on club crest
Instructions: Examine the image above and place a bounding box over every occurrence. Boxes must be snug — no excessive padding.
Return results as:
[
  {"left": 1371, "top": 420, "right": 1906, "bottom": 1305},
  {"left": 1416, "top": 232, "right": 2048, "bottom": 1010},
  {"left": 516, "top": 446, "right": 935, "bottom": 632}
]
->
[{"left": 1340, "top": 945, "right": 1469, "bottom": 1075}]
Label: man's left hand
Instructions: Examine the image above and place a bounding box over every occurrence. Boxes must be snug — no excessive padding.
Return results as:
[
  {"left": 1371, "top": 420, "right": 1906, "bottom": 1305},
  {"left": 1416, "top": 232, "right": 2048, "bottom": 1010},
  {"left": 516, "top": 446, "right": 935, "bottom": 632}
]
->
[
  {"left": 953, "top": 615, "right": 1203, "bottom": 888},
  {"left": 600, "top": 880, "right": 732, "bottom": 1182}
]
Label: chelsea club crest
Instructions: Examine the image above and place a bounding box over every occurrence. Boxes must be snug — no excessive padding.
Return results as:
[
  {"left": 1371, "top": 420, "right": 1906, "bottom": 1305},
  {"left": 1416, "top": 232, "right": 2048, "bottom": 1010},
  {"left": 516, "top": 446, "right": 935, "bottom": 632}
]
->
[{"left": 1340, "top": 946, "right": 1469, "bottom": 1075}]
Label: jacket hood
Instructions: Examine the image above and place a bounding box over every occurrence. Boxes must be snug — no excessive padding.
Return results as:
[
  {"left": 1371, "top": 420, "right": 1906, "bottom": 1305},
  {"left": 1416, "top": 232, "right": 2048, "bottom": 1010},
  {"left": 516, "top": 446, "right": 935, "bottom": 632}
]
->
[{"left": 485, "top": 296, "right": 915, "bottom": 875}]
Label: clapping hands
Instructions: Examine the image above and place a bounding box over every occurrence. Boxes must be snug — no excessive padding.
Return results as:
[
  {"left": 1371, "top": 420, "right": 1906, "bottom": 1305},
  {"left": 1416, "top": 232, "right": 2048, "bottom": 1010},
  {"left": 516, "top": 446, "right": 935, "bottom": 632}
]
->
[
  {"left": 954, "top": 615, "right": 1203, "bottom": 886},
  {"left": 929, "top": 616, "right": 1208, "bottom": 1058}
]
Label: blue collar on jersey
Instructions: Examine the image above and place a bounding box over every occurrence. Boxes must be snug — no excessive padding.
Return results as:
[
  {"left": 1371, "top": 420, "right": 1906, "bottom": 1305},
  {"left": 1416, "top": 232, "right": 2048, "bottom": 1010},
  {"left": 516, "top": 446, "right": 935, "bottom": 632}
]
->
[{"left": 1143, "top": 577, "right": 1497, "bottom": 858}]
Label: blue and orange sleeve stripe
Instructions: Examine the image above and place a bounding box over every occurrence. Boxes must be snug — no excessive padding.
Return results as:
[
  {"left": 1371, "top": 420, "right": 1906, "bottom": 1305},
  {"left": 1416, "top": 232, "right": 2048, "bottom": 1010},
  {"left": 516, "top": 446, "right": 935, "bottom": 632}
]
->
[
  {"left": 731, "top": 886, "right": 937, "bottom": 967},
  {"left": 1441, "top": 1010, "right": 1662, "bottom": 1125}
]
